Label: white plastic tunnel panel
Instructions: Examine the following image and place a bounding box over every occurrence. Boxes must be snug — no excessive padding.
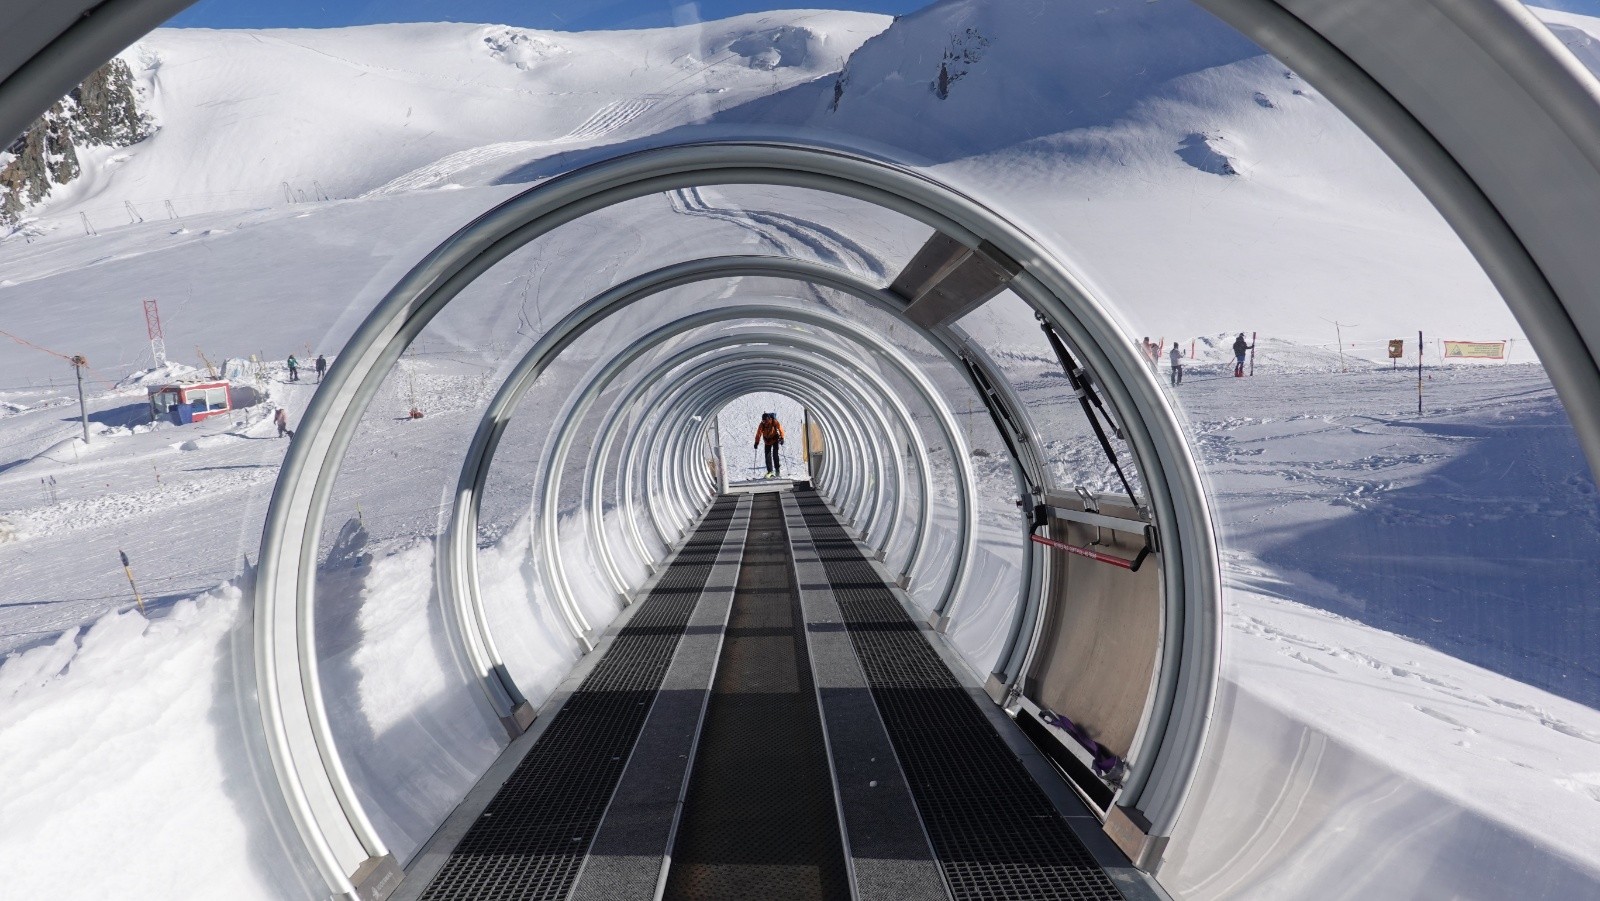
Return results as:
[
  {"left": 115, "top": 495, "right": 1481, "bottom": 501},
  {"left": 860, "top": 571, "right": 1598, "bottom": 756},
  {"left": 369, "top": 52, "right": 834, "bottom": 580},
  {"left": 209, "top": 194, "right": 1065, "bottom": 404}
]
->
[{"left": 3, "top": 1, "right": 1600, "bottom": 900}]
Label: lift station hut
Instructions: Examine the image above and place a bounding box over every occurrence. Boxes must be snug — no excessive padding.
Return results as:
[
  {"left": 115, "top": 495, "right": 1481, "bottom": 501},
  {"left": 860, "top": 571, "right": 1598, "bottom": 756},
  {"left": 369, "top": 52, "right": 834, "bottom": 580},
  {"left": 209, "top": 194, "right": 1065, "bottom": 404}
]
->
[{"left": 147, "top": 378, "right": 232, "bottom": 424}]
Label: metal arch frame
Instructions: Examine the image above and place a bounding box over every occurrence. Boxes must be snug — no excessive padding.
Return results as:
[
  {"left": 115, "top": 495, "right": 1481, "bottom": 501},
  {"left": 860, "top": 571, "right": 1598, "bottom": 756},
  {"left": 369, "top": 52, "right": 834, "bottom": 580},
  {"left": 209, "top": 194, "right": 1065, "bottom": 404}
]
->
[
  {"left": 656, "top": 369, "right": 857, "bottom": 505},
  {"left": 652, "top": 358, "right": 934, "bottom": 575},
  {"left": 623, "top": 348, "right": 903, "bottom": 571},
  {"left": 242, "top": 143, "right": 1217, "bottom": 891},
  {"left": 444, "top": 255, "right": 984, "bottom": 699},
  {"left": 659, "top": 369, "right": 889, "bottom": 548},
  {"left": 634, "top": 346, "right": 907, "bottom": 558},
  {"left": 633, "top": 313, "right": 960, "bottom": 550},
  {"left": 580, "top": 315, "right": 945, "bottom": 594},
  {"left": 626, "top": 364, "right": 868, "bottom": 557},
  {"left": 630, "top": 343, "right": 926, "bottom": 560},
  {"left": 654, "top": 352, "right": 895, "bottom": 542},
  {"left": 643, "top": 359, "right": 893, "bottom": 536},
  {"left": 531, "top": 326, "right": 930, "bottom": 640}
]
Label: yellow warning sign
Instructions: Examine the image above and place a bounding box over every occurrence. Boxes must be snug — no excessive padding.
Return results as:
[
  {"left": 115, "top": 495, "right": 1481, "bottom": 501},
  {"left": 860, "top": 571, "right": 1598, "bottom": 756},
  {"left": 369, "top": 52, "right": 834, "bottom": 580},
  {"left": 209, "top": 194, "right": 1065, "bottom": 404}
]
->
[{"left": 1443, "top": 340, "right": 1506, "bottom": 360}]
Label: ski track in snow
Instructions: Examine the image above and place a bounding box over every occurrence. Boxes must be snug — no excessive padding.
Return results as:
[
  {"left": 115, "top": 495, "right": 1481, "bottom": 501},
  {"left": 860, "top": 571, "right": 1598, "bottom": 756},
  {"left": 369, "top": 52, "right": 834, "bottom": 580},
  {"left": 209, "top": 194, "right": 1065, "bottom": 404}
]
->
[
  {"left": 365, "top": 99, "right": 662, "bottom": 195},
  {"left": 15, "top": 465, "right": 272, "bottom": 538},
  {"left": 561, "top": 96, "right": 661, "bottom": 140},
  {"left": 1232, "top": 605, "right": 1600, "bottom": 748},
  {"left": 668, "top": 186, "right": 891, "bottom": 279},
  {"left": 363, "top": 141, "right": 550, "bottom": 195}
]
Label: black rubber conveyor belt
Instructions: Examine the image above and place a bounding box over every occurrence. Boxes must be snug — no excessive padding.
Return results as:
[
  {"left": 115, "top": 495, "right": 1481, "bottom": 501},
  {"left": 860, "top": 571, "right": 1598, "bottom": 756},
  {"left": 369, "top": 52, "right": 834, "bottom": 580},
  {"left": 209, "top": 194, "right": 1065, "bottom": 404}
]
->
[
  {"left": 406, "top": 486, "right": 1131, "bottom": 901},
  {"left": 663, "top": 491, "right": 850, "bottom": 900},
  {"left": 791, "top": 487, "right": 1126, "bottom": 901}
]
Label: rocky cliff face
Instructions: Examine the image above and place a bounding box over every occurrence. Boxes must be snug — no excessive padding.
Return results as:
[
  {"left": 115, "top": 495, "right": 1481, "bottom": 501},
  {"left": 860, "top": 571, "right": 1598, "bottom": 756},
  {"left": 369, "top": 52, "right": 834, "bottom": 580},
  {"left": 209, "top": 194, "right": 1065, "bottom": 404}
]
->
[{"left": 1, "top": 59, "right": 151, "bottom": 226}]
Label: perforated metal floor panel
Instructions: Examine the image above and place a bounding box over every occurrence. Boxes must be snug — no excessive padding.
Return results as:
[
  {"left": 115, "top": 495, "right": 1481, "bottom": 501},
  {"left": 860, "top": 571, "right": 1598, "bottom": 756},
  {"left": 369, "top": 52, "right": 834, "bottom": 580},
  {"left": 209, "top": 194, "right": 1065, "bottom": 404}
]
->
[
  {"left": 793, "top": 489, "right": 1126, "bottom": 901},
  {"left": 663, "top": 492, "right": 850, "bottom": 901},
  {"left": 415, "top": 497, "right": 740, "bottom": 901}
]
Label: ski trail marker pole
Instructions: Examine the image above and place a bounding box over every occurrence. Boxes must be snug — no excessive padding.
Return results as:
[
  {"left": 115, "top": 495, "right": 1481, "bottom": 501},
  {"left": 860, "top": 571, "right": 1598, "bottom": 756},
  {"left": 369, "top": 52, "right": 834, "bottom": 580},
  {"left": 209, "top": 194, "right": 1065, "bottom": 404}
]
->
[
  {"left": 119, "top": 549, "right": 146, "bottom": 614},
  {"left": 1250, "top": 331, "right": 1256, "bottom": 376},
  {"left": 71, "top": 355, "right": 90, "bottom": 443},
  {"left": 1417, "top": 330, "right": 1424, "bottom": 415}
]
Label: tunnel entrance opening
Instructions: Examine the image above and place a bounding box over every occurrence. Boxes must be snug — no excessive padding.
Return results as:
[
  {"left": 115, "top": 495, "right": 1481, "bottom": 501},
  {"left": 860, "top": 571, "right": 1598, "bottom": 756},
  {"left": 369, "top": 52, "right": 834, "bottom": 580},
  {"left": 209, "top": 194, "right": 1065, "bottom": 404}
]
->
[
  {"left": 717, "top": 391, "right": 806, "bottom": 485},
  {"left": 250, "top": 140, "right": 1221, "bottom": 898}
]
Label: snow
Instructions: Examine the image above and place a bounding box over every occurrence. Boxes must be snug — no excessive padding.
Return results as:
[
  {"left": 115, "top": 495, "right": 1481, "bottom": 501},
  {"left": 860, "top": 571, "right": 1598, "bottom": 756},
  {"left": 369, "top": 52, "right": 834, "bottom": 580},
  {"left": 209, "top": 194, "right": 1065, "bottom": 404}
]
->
[
  {"left": 0, "top": 591, "right": 322, "bottom": 899},
  {"left": 718, "top": 391, "right": 808, "bottom": 482},
  {"left": 1, "top": 1, "right": 1599, "bottom": 897}
]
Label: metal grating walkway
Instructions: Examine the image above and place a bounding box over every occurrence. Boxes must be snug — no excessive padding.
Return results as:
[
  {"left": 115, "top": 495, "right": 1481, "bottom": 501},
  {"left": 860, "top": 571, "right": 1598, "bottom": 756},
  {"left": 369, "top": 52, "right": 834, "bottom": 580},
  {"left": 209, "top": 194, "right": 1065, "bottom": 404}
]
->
[
  {"left": 405, "top": 487, "right": 1128, "bottom": 901},
  {"left": 415, "top": 497, "right": 741, "bottom": 901},
  {"left": 663, "top": 492, "right": 850, "bottom": 901},
  {"left": 792, "top": 488, "right": 1126, "bottom": 901}
]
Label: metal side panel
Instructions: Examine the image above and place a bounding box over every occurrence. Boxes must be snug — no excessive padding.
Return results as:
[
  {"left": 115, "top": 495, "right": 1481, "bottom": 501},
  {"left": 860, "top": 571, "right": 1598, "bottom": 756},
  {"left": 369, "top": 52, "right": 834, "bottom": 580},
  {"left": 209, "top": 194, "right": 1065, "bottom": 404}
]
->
[{"left": 1024, "top": 507, "right": 1162, "bottom": 766}]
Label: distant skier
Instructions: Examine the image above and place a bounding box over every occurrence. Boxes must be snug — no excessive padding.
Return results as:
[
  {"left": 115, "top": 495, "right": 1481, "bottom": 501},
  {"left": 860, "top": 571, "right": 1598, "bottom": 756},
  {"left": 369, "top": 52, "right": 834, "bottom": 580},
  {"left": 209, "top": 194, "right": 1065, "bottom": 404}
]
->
[
  {"left": 314, "top": 354, "right": 327, "bottom": 380},
  {"left": 287, "top": 354, "right": 300, "bottom": 382},
  {"left": 754, "top": 412, "right": 785, "bottom": 478},
  {"left": 1169, "top": 342, "right": 1185, "bottom": 387},
  {"left": 1232, "top": 333, "right": 1254, "bottom": 378},
  {"left": 1140, "top": 337, "right": 1157, "bottom": 372},
  {"left": 274, "top": 407, "right": 294, "bottom": 439}
]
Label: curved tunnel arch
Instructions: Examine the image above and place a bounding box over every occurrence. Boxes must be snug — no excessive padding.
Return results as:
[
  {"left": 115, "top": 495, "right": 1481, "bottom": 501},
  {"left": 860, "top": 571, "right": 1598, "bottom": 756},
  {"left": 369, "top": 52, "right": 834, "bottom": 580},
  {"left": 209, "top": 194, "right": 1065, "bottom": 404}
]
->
[
  {"left": 253, "top": 143, "right": 1222, "bottom": 893},
  {"left": 552, "top": 300, "right": 984, "bottom": 616},
  {"left": 532, "top": 329, "right": 931, "bottom": 644},
  {"left": 575, "top": 335, "right": 932, "bottom": 591}
]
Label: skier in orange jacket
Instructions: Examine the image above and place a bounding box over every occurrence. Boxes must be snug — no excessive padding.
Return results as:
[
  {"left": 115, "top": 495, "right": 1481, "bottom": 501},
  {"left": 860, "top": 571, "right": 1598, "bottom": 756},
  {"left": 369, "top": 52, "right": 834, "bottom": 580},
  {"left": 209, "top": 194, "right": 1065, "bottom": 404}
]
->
[{"left": 754, "top": 412, "right": 785, "bottom": 478}]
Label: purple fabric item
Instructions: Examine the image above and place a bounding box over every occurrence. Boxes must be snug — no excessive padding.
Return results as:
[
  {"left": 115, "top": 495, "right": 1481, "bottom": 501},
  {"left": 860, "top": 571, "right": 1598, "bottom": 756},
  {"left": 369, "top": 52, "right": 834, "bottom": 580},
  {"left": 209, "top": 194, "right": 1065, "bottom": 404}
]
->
[{"left": 1039, "top": 709, "right": 1123, "bottom": 775}]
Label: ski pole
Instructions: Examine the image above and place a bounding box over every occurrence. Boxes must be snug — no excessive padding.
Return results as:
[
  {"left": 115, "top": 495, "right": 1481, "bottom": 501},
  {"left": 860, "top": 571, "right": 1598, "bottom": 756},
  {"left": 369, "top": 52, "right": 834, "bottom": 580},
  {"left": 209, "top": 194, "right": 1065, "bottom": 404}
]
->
[
  {"left": 1250, "top": 331, "right": 1256, "bottom": 376},
  {"left": 119, "top": 549, "right": 146, "bottom": 614}
]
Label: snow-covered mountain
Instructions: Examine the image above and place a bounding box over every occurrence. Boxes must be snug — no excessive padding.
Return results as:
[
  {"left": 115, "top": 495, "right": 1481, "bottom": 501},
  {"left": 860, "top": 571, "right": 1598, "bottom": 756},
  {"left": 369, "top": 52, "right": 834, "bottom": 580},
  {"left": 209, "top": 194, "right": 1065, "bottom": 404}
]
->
[
  {"left": 0, "top": 59, "right": 150, "bottom": 224},
  {"left": 19, "top": 11, "right": 888, "bottom": 227},
  {"left": 818, "top": 0, "right": 1260, "bottom": 159}
]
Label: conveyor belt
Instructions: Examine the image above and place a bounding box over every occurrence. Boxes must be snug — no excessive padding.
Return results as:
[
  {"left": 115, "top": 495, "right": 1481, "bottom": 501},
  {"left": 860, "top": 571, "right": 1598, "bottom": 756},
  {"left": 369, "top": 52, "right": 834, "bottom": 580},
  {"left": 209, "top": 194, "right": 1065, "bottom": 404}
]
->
[
  {"left": 663, "top": 492, "right": 850, "bottom": 900},
  {"left": 415, "top": 497, "right": 741, "bottom": 901},
  {"left": 407, "top": 487, "right": 1129, "bottom": 901},
  {"left": 792, "top": 488, "right": 1126, "bottom": 901}
]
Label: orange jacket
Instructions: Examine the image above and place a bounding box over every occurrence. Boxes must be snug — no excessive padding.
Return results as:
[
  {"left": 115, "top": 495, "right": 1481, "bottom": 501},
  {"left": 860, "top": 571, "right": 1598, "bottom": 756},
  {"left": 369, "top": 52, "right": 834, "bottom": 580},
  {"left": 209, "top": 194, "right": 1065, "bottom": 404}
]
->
[{"left": 754, "top": 419, "right": 785, "bottom": 445}]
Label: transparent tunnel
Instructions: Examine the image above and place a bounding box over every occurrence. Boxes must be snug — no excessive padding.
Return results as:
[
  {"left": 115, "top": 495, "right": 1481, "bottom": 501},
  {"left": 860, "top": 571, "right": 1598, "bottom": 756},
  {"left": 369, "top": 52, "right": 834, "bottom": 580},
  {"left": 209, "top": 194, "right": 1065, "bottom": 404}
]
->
[{"left": 3, "top": 2, "right": 1600, "bottom": 900}]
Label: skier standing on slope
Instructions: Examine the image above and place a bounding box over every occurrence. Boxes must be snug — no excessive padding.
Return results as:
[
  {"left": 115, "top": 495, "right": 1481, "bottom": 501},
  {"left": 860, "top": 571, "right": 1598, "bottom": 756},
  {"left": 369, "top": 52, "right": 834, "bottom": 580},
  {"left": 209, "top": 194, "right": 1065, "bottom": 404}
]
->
[
  {"left": 754, "top": 412, "right": 785, "bottom": 478},
  {"left": 287, "top": 354, "right": 299, "bottom": 382},
  {"left": 1232, "top": 333, "right": 1254, "bottom": 378},
  {"left": 274, "top": 407, "right": 294, "bottom": 439},
  {"left": 1169, "top": 342, "right": 1185, "bottom": 387},
  {"left": 315, "top": 354, "right": 327, "bottom": 381}
]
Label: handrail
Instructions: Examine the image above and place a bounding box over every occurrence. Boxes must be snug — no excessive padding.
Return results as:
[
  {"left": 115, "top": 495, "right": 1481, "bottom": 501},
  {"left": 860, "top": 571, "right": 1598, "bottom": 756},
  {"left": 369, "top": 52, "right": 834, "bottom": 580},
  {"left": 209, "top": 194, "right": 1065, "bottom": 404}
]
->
[{"left": 1030, "top": 532, "right": 1153, "bottom": 573}]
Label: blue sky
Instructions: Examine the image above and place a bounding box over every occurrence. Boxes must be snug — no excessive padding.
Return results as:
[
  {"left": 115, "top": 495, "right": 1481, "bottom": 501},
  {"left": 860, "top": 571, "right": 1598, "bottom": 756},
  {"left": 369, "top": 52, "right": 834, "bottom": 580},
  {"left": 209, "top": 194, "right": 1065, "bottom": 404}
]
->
[{"left": 167, "top": 0, "right": 923, "bottom": 31}]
